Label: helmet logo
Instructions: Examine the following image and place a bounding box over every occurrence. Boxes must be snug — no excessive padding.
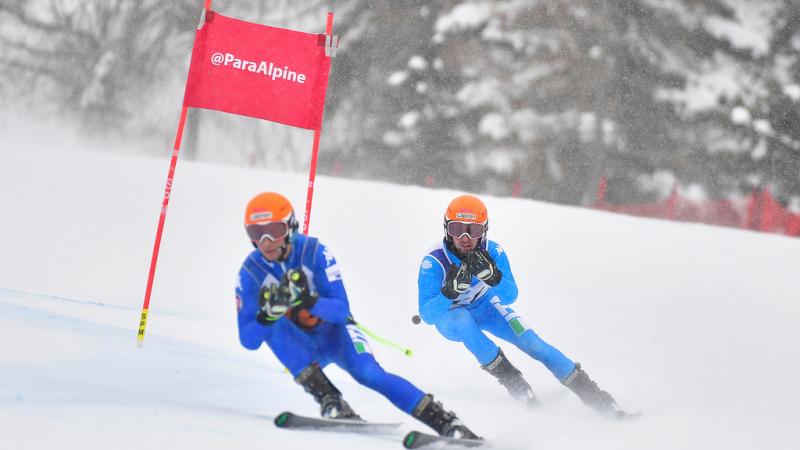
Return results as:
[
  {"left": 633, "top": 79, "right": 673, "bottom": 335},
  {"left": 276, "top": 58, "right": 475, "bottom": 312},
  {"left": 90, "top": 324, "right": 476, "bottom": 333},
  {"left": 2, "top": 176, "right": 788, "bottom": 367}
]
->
[
  {"left": 249, "top": 211, "right": 273, "bottom": 221},
  {"left": 455, "top": 212, "right": 477, "bottom": 220}
]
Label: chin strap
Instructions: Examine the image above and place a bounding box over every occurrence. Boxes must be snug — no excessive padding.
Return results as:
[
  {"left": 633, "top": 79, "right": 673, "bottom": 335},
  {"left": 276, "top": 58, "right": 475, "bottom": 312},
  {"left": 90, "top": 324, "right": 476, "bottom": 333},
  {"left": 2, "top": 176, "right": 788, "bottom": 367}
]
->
[
  {"left": 279, "top": 223, "right": 298, "bottom": 261},
  {"left": 444, "top": 237, "right": 458, "bottom": 255},
  {"left": 278, "top": 242, "right": 291, "bottom": 261}
]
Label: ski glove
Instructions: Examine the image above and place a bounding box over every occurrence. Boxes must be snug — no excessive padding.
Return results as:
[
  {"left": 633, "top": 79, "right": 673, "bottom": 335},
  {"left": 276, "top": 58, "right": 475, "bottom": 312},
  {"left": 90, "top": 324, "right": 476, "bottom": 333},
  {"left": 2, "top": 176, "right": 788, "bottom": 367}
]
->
[
  {"left": 441, "top": 263, "right": 472, "bottom": 299},
  {"left": 466, "top": 249, "right": 502, "bottom": 286},
  {"left": 256, "top": 284, "right": 290, "bottom": 325},
  {"left": 282, "top": 269, "right": 319, "bottom": 310}
]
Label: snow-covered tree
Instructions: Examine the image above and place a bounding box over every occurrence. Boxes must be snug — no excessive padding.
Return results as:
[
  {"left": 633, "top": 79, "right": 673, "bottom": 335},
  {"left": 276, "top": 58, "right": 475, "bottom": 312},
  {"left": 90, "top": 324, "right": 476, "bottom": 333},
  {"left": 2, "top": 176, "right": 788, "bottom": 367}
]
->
[
  {"left": 717, "top": 0, "right": 800, "bottom": 203},
  {"left": 0, "top": 0, "right": 198, "bottom": 131},
  {"left": 326, "top": 0, "right": 786, "bottom": 205}
]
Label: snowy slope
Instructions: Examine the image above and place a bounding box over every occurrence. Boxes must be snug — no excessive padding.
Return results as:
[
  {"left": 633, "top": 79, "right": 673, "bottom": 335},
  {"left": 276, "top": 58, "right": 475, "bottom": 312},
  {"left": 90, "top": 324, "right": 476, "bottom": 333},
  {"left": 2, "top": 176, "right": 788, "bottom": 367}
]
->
[{"left": 1, "top": 136, "right": 799, "bottom": 450}]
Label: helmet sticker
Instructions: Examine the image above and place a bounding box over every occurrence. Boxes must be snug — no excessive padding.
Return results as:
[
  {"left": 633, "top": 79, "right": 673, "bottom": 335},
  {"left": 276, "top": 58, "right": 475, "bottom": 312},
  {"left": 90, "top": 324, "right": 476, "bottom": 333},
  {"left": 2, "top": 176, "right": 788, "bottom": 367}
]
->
[
  {"left": 246, "top": 192, "right": 293, "bottom": 226},
  {"left": 445, "top": 195, "right": 487, "bottom": 225},
  {"left": 249, "top": 211, "right": 273, "bottom": 221}
]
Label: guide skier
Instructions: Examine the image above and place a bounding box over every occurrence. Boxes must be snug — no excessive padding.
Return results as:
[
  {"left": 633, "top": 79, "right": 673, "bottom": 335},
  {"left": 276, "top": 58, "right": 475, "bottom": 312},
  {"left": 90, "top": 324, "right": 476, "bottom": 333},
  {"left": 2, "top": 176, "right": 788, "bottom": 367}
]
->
[
  {"left": 417, "top": 194, "right": 627, "bottom": 417},
  {"left": 236, "top": 192, "right": 480, "bottom": 439}
]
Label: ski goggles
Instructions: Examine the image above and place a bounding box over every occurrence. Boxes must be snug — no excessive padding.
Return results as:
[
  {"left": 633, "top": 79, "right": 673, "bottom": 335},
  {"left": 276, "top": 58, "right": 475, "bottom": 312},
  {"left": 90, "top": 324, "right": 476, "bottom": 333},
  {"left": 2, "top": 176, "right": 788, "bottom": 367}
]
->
[
  {"left": 246, "top": 221, "right": 289, "bottom": 242},
  {"left": 446, "top": 221, "right": 485, "bottom": 239}
]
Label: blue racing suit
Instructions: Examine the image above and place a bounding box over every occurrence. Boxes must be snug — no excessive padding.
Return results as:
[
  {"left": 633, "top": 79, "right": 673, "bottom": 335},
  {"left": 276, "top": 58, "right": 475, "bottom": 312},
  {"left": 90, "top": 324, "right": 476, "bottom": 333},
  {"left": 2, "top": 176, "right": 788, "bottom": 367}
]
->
[
  {"left": 418, "top": 239, "right": 576, "bottom": 381},
  {"left": 236, "top": 233, "right": 425, "bottom": 414}
]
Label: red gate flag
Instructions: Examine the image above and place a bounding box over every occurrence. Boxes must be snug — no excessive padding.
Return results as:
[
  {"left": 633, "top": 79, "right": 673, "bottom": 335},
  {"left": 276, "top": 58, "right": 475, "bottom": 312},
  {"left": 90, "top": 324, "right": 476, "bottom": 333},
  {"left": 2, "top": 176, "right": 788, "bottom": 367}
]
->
[{"left": 183, "top": 11, "right": 332, "bottom": 130}]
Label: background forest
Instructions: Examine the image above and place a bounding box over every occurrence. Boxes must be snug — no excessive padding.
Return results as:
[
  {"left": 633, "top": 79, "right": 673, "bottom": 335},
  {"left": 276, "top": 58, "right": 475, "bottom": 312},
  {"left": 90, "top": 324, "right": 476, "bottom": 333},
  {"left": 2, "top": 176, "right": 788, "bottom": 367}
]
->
[{"left": 2, "top": 0, "right": 798, "bottom": 209}]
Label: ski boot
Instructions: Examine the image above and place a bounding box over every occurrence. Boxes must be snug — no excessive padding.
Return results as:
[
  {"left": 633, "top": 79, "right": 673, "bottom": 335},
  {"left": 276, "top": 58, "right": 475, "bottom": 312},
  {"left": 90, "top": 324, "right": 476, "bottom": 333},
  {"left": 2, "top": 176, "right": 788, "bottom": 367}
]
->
[
  {"left": 562, "top": 363, "right": 625, "bottom": 418},
  {"left": 295, "top": 363, "right": 362, "bottom": 420},
  {"left": 412, "top": 394, "right": 480, "bottom": 439},
  {"left": 482, "top": 349, "right": 539, "bottom": 407}
]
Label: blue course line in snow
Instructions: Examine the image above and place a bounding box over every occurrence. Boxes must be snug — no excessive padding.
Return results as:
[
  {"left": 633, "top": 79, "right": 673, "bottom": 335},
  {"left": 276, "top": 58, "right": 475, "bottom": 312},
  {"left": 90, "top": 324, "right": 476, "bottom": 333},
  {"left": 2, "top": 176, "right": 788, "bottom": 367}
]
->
[{"left": 0, "top": 287, "right": 130, "bottom": 311}]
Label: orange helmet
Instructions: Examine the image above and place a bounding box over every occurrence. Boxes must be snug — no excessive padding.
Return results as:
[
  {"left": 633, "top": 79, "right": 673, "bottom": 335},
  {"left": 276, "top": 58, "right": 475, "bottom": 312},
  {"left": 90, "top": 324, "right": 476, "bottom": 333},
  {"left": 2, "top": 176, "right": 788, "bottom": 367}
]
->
[
  {"left": 244, "top": 192, "right": 298, "bottom": 243},
  {"left": 444, "top": 195, "right": 488, "bottom": 242}
]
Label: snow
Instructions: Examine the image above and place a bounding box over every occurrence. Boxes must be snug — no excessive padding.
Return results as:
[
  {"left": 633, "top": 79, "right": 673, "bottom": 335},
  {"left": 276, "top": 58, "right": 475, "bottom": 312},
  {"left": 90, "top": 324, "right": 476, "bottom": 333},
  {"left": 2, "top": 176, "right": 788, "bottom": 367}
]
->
[
  {"left": 702, "top": 0, "right": 779, "bottom": 57},
  {"left": 79, "top": 51, "right": 117, "bottom": 109},
  {"left": 784, "top": 84, "right": 800, "bottom": 101},
  {"left": 2, "top": 129, "right": 800, "bottom": 450},
  {"left": 408, "top": 56, "right": 428, "bottom": 71},
  {"left": 509, "top": 109, "right": 538, "bottom": 142},
  {"left": 387, "top": 71, "right": 408, "bottom": 86},
  {"left": 730, "top": 106, "right": 751, "bottom": 125},
  {"left": 751, "top": 138, "right": 768, "bottom": 160},
  {"left": 478, "top": 113, "right": 509, "bottom": 140},
  {"left": 702, "top": 17, "right": 768, "bottom": 57},
  {"left": 578, "top": 112, "right": 597, "bottom": 143},
  {"left": 456, "top": 79, "right": 505, "bottom": 109},
  {"left": 659, "top": 55, "right": 747, "bottom": 113},
  {"left": 658, "top": 1, "right": 783, "bottom": 116},
  {"left": 753, "top": 119, "right": 775, "bottom": 137},
  {"left": 434, "top": 2, "right": 493, "bottom": 35},
  {"left": 399, "top": 111, "right": 420, "bottom": 129},
  {"left": 637, "top": 170, "right": 677, "bottom": 198}
]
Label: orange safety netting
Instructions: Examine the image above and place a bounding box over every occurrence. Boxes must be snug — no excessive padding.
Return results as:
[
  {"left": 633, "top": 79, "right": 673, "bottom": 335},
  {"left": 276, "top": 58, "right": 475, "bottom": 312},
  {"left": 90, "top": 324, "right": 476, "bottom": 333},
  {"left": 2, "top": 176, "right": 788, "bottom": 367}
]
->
[{"left": 593, "top": 178, "right": 800, "bottom": 238}]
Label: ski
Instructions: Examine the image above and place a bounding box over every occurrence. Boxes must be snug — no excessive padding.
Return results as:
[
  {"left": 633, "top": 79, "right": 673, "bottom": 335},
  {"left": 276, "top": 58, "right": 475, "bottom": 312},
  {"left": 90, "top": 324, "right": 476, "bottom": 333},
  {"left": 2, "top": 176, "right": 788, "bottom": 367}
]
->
[
  {"left": 274, "top": 411, "right": 401, "bottom": 434},
  {"left": 402, "top": 430, "right": 485, "bottom": 449}
]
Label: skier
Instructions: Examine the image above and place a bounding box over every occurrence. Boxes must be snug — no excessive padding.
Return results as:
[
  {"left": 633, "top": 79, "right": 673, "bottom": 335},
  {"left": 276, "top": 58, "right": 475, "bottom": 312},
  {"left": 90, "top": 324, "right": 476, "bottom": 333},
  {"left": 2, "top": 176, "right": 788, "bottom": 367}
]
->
[
  {"left": 236, "top": 192, "right": 480, "bottom": 439},
  {"left": 417, "top": 194, "right": 626, "bottom": 417}
]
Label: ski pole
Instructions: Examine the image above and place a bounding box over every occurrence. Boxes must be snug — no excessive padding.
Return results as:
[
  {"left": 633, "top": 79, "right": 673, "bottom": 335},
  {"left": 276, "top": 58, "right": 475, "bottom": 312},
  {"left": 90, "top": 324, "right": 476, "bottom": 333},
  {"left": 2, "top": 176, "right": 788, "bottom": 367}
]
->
[{"left": 354, "top": 321, "right": 414, "bottom": 357}]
